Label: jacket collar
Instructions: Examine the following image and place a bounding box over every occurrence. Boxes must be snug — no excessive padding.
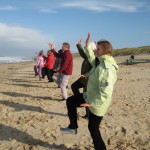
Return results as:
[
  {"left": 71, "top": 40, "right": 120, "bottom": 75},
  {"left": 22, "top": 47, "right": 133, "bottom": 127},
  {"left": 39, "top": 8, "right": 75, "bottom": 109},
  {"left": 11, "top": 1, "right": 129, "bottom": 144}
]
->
[{"left": 97, "top": 55, "right": 119, "bottom": 70}]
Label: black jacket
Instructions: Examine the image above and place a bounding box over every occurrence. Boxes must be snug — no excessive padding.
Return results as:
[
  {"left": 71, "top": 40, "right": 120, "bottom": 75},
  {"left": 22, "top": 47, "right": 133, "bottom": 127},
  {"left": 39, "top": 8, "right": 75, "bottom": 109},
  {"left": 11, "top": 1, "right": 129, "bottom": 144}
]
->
[{"left": 76, "top": 44, "right": 93, "bottom": 89}]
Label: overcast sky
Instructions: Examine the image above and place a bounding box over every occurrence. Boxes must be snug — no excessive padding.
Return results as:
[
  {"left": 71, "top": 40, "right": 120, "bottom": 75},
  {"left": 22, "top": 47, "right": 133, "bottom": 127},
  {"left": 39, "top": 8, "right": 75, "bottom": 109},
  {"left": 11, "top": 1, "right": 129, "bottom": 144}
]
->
[{"left": 0, "top": 0, "right": 150, "bottom": 57}]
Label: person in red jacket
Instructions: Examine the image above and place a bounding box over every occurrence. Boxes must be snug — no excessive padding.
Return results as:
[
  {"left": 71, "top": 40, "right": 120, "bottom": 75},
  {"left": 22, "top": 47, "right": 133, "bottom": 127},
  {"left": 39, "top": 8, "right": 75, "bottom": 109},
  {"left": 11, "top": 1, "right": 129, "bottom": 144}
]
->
[
  {"left": 48, "top": 42, "right": 73, "bottom": 101},
  {"left": 42, "top": 50, "right": 55, "bottom": 82}
]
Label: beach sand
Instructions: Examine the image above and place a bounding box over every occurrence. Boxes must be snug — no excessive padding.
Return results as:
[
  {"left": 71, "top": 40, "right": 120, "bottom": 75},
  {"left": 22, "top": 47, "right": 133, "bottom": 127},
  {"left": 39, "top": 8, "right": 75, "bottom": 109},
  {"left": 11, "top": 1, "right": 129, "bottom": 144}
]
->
[{"left": 0, "top": 54, "right": 150, "bottom": 150}]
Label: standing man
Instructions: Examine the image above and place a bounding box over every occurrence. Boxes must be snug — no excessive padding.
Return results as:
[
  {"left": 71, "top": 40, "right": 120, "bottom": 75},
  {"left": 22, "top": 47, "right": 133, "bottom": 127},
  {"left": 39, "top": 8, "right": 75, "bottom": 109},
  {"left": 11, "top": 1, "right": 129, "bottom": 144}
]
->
[
  {"left": 71, "top": 39, "right": 93, "bottom": 119},
  {"left": 48, "top": 42, "right": 73, "bottom": 101},
  {"left": 52, "top": 49, "right": 63, "bottom": 88}
]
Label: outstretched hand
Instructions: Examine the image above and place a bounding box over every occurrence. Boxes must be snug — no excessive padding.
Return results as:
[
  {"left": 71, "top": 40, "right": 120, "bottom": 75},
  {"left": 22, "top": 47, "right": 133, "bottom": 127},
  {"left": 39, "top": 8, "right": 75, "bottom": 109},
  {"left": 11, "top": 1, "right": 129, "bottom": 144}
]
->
[
  {"left": 48, "top": 43, "right": 54, "bottom": 49},
  {"left": 85, "top": 33, "right": 91, "bottom": 46},
  {"left": 80, "top": 75, "right": 86, "bottom": 78},
  {"left": 78, "top": 39, "right": 82, "bottom": 45},
  {"left": 80, "top": 103, "right": 91, "bottom": 107}
]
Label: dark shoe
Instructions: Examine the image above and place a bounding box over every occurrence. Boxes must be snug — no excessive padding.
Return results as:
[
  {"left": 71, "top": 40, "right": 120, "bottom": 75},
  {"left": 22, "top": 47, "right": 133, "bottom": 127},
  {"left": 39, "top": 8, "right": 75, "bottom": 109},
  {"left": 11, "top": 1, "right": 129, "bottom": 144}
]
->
[
  {"left": 82, "top": 115, "right": 88, "bottom": 120},
  {"left": 48, "top": 80, "right": 54, "bottom": 82},
  {"left": 60, "top": 127, "right": 77, "bottom": 135},
  {"left": 58, "top": 86, "right": 68, "bottom": 88}
]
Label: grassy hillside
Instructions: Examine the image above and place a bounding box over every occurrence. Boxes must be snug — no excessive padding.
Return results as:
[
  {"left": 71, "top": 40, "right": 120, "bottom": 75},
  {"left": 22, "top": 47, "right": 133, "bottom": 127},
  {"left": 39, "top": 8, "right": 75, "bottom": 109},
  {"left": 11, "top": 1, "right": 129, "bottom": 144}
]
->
[
  {"left": 113, "top": 46, "right": 150, "bottom": 56},
  {"left": 73, "top": 46, "right": 150, "bottom": 58}
]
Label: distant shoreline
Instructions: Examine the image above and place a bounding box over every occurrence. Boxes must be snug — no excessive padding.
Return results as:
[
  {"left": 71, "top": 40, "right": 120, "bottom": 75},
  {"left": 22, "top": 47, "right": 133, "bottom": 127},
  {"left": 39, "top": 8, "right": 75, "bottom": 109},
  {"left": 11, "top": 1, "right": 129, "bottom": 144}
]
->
[{"left": 0, "top": 56, "right": 34, "bottom": 64}]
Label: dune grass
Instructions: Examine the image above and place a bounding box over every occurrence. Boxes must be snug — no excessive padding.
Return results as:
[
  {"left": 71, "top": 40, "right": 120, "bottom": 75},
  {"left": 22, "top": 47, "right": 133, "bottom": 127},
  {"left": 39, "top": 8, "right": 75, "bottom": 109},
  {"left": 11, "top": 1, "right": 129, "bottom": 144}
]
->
[
  {"left": 113, "top": 46, "right": 150, "bottom": 56},
  {"left": 73, "top": 46, "right": 150, "bottom": 58}
]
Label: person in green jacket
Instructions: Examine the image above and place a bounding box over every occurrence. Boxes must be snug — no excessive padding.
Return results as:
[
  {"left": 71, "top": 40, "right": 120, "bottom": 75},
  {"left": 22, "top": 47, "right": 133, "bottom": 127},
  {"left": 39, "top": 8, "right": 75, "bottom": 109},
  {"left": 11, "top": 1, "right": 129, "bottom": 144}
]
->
[{"left": 60, "top": 33, "right": 118, "bottom": 150}]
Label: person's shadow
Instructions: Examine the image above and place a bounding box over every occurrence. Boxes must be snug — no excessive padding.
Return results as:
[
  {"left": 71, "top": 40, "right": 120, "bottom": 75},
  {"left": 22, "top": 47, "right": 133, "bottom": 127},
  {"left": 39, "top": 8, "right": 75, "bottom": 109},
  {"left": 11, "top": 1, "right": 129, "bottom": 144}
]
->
[
  {"left": 8, "top": 79, "right": 57, "bottom": 88},
  {"left": 1, "top": 91, "right": 52, "bottom": 100},
  {"left": 11, "top": 83, "right": 56, "bottom": 88},
  {"left": 0, "top": 100, "right": 67, "bottom": 117},
  {"left": 0, "top": 123, "right": 74, "bottom": 149}
]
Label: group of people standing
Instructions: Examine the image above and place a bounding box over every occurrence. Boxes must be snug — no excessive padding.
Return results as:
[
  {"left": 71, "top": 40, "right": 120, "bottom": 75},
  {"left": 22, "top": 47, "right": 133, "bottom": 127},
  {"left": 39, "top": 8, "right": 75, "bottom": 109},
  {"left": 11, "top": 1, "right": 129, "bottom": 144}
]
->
[
  {"left": 34, "top": 50, "right": 55, "bottom": 82},
  {"left": 34, "top": 42, "right": 73, "bottom": 101},
  {"left": 34, "top": 33, "right": 118, "bottom": 150}
]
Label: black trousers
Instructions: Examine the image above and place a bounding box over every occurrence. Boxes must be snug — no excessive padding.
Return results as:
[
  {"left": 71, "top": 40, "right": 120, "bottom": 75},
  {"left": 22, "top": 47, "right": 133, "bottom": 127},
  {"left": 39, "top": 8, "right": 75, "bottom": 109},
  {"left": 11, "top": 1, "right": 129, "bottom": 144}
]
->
[
  {"left": 34, "top": 65, "right": 38, "bottom": 76},
  {"left": 71, "top": 78, "right": 84, "bottom": 95},
  {"left": 42, "top": 67, "right": 54, "bottom": 82},
  {"left": 66, "top": 94, "right": 106, "bottom": 150},
  {"left": 71, "top": 78, "right": 89, "bottom": 117}
]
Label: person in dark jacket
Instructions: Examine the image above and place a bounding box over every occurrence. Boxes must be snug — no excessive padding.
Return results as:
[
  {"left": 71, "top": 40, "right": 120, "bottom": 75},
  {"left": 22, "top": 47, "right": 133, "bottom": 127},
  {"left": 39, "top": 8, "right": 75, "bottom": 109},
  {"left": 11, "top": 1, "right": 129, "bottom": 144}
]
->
[
  {"left": 71, "top": 39, "right": 93, "bottom": 119},
  {"left": 48, "top": 42, "right": 73, "bottom": 101},
  {"left": 52, "top": 49, "right": 63, "bottom": 87},
  {"left": 130, "top": 54, "right": 134, "bottom": 59}
]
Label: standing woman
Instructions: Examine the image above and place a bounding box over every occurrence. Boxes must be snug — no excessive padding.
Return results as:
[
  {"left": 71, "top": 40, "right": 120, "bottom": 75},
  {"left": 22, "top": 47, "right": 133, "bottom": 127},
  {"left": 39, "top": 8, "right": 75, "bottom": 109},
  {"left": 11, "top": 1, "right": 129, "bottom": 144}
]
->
[
  {"left": 35, "top": 50, "right": 44, "bottom": 81},
  {"left": 42, "top": 50, "right": 55, "bottom": 82},
  {"left": 60, "top": 33, "right": 119, "bottom": 150}
]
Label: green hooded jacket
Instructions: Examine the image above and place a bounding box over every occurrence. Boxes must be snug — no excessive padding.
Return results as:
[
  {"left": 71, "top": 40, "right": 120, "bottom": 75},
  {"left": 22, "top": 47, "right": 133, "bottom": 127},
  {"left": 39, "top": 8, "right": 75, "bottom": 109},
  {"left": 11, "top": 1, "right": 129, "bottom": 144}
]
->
[{"left": 83, "top": 45, "right": 119, "bottom": 116}]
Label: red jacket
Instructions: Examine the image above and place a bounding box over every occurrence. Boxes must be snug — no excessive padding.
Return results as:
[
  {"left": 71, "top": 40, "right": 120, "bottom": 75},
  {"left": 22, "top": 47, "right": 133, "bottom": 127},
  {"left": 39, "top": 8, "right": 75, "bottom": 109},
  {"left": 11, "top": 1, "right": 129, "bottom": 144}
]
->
[
  {"left": 52, "top": 49, "right": 73, "bottom": 75},
  {"left": 43, "top": 53, "right": 55, "bottom": 69}
]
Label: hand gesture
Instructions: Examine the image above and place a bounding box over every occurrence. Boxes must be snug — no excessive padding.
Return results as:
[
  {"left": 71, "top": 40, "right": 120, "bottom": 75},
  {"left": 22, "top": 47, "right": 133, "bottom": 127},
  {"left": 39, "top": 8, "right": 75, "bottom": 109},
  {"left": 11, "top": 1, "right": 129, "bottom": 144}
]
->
[
  {"left": 78, "top": 39, "right": 82, "bottom": 45},
  {"left": 80, "top": 74, "right": 86, "bottom": 78},
  {"left": 48, "top": 43, "right": 54, "bottom": 49},
  {"left": 35, "top": 52, "right": 39, "bottom": 55},
  {"left": 85, "top": 33, "right": 91, "bottom": 46},
  {"left": 80, "top": 103, "right": 91, "bottom": 107}
]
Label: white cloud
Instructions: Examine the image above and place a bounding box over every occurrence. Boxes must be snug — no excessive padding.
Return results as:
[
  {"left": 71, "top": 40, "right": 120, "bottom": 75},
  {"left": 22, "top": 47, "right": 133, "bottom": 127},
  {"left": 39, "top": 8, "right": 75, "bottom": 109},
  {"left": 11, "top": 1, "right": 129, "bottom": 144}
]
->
[
  {"left": 32, "top": 0, "right": 149, "bottom": 14},
  {"left": 39, "top": 8, "right": 58, "bottom": 14},
  {"left": 61, "top": 1, "right": 110, "bottom": 12},
  {"left": 0, "top": 23, "right": 55, "bottom": 56},
  {"left": 101, "top": 3, "right": 138, "bottom": 12},
  {"left": 0, "top": 6, "right": 16, "bottom": 11},
  {"left": 61, "top": 0, "right": 147, "bottom": 12}
]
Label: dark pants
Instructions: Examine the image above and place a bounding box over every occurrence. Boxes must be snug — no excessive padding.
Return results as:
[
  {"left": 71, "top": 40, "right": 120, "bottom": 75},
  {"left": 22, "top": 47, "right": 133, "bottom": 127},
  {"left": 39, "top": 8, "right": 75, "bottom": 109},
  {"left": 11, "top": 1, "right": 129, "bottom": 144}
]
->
[
  {"left": 71, "top": 78, "right": 84, "bottom": 95},
  {"left": 71, "top": 78, "right": 89, "bottom": 117},
  {"left": 66, "top": 94, "right": 106, "bottom": 150},
  {"left": 42, "top": 67, "right": 54, "bottom": 82},
  {"left": 34, "top": 65, "right": 38, "bottom": 76}
]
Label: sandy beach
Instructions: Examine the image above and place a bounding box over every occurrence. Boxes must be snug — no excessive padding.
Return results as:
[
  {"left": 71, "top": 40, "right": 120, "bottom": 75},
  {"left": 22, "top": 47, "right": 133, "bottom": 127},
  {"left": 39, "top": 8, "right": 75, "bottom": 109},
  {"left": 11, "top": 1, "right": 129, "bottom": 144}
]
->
[{"left": 0, "top": 54, "right": 150, "bottom": 150}]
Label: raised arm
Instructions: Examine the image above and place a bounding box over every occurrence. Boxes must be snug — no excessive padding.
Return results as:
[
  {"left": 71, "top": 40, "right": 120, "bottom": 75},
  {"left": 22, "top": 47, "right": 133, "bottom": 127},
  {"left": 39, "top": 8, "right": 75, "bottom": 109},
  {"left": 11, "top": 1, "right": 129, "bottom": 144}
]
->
[
  {"left": 35, "top": 52, "right": 39, "bottom": 55},
  {"left": 42, "top": 55, "right": 47, "bottom": 60},
  {"left": 76, "top": 39, "right": 88, "bottom": 60},
  {"left": 84, "top": 33, "right": 95, "bottom": 66},
  {"left": 48, "top": 43, "right": 62, "bottom": 58}
]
